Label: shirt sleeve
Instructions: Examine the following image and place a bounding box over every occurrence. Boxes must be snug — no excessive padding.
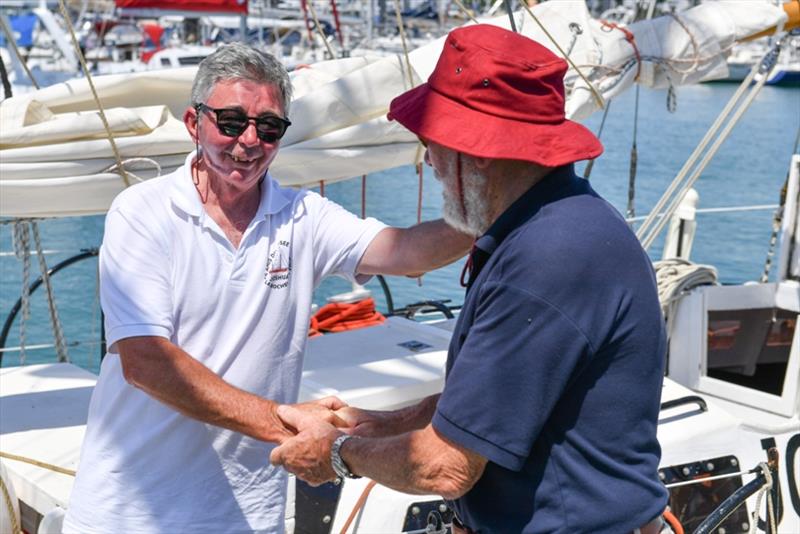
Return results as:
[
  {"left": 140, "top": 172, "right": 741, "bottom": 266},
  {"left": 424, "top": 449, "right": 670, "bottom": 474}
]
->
[
  {"left": 432, "top": 281, "right": 593, "bottom": 471},
  {"left": 307, "top": 193, "right": 387, "bottom": 286},
  {"left": 100, "top": 206, "right": 173, "bottom": 353}
]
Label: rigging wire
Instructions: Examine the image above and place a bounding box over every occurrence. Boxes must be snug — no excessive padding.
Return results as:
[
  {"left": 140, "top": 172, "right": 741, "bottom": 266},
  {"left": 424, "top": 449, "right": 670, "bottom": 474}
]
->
[{"left": 636, "top": 35, "right": 782, "bottom": 251}]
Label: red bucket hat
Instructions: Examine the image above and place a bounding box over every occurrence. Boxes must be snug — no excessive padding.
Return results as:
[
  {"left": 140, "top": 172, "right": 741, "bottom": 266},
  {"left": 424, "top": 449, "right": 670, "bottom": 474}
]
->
[{"left": 388, "top": 24, "right": 603, "bottom": 167}]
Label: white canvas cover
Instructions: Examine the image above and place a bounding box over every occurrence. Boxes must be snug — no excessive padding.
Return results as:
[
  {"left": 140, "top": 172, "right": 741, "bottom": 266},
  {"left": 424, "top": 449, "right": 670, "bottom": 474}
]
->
[{"left": 0, "top": 1, "right": 787, "bottom": 218}]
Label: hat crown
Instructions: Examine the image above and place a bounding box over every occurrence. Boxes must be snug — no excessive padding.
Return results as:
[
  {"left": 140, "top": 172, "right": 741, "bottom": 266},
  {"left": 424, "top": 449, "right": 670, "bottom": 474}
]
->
[{"left": 428, "top": 25, "right": 567, "bottom": 124}]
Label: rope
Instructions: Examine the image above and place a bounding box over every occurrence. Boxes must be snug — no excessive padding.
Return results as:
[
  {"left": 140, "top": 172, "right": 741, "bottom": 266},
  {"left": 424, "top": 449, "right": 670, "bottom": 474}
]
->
[
  {"left": 56, "top": 0, "right": 131, "bottom": 188},
  {"left": 653, "top": 259, "right": 717, "bottom": 340},
  {"left": 309, "top": 298, "right": 385, "bottom": 336},
  {"left": 307, "top": 1, "right": 336, "bottom": 59},
  {"left": 361, "top": 175, "right": 367, "bottom": 219},
  {"left": 583, "top": 101, "right": 611, "bottom": 179},
  {"left": 31, "top": 222, "right": 69, "bottom": 362},
  {"left": 416, "top": 163, "right": 424, "bottom": 287},
  {"left": 627, "top": 85, "right": 640, "bottom": 223},
  {"left": 601, "top": 20, "right": 642, "bottom": 81},
  {"left": 518, "top": 0, "right": 604, "bottom": 109},
  {"left": 339, "top": 479, "right": 377, "bottom": 534},
  {"left": 665, "top": 13, "right": 700, "bottom": 75},
  {"left": 100, "top": 157, "right": 162, "bottom": 184},
  {"left": 664, "top": 468, "right": 753, "bottom": 489},
  {"left": 0, "top": 15, "right": 38, "bottom": 90},
  {"left": 417, "top": 163, "right": 423, "bottom": 225},
  {"left": 662, "top": 508, "right": 684, "bottom": 534},
  {"left": 0, "top": 451, "right": 76, "bottom": 477},
  {"left": 392, "top": 0, "right": 415, "bottom": 87},
  {"left": 748, "top": 463, "right": 775, "bottom": 534},
  {"left": 0, "top": 464, "right": 20, "bottom": 534},
  {"left": 11, "top": 222, "right": 31, "bottom": 364},
  {"left": 760, "top": 187, "right": 786, "bottom": 284}
]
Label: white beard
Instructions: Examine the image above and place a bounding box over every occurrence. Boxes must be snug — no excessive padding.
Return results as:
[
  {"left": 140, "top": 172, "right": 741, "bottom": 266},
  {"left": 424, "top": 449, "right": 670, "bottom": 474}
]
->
[{"left": 437, "top": 155, "right": 492, "bottom": 237}]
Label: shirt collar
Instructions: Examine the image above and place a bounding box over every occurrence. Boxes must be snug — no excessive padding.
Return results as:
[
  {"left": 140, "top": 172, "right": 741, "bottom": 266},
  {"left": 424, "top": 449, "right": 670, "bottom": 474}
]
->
[
  {"left": 170, "top": 150, "right": 292, "bottom": 220},
  {"left": 475, "top": 164, "right": 578, "bottom": 256}
]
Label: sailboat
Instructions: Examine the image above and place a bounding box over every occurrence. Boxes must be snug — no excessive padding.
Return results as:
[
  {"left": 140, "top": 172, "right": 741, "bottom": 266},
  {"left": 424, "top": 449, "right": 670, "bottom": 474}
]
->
[{"left": 1, "top": 1, "right": 799, "bottom": 532}]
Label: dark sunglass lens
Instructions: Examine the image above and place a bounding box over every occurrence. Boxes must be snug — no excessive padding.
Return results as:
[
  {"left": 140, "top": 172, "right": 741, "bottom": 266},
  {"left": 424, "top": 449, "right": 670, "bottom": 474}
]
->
[
  {"left": 217, "top": 121, "right": 247, "bottom": 137},
  {"left": 255, "top": 118, "right": 287, "bottom": 142},
  {"left": 258, "top": 131, "right": 279, "bottom": 143}
]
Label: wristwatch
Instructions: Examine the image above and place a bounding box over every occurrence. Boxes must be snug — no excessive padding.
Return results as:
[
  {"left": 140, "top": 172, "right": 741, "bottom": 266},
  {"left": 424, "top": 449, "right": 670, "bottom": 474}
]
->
[{"left": 330, "top": 434, "right": 361, "bottom": 479}]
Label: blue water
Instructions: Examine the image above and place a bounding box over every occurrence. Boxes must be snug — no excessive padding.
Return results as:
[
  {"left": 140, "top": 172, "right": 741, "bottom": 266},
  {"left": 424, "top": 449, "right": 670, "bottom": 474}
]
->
[{"left": 1, "top": 82, "right": 798, "bottom": 372}]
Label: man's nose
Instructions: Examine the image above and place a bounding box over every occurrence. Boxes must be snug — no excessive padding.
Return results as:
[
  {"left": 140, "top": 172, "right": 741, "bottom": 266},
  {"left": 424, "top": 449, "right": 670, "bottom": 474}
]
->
[
  {"left": 240, "top": 120, "right": 260, "bottom": 145},
  {"left": 424, "top": 147, "right": 431, "bottom": 167}
]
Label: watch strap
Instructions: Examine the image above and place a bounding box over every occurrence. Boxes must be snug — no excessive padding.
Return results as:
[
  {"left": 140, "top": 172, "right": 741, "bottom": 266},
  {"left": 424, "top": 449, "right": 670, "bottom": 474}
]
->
[{"left": 330, "top": 434, "right": 361, "bottom": 479}]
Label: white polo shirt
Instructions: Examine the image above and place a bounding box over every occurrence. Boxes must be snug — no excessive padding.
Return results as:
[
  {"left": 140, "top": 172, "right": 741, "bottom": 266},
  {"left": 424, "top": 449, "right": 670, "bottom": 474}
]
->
[{"left": 64, "top": 152, "right": 386, "bottom": 534}]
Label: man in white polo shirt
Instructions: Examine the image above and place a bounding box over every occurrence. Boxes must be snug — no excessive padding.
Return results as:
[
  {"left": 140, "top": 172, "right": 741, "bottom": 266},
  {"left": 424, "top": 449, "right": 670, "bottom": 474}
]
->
[{"left": 63, "top": 43, "right": 471, "bottom": 534}]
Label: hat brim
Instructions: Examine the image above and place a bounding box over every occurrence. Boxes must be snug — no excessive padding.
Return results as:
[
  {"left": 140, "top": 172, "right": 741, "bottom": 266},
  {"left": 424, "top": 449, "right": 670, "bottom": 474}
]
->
[{"left": 388, "top": 83, "right": 603, "bottom": 167}]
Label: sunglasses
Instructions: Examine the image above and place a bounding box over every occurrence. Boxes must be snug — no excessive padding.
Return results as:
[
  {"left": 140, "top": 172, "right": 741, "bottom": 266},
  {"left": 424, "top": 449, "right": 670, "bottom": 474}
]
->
[{"left": 196, "top": 103, "right": 291, "bottom": 143}]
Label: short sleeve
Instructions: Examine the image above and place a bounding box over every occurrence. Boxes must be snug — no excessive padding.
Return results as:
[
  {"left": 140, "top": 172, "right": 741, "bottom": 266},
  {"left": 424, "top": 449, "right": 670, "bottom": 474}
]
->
[
  {"left": 432, "top": 282, "right": 593, "bottom": 471},
  {"left": 307, "top": 193, "right": 387, "bottom": 285},
  {"left": 100, "top": 206, "right": 174, "bottom": 353}
]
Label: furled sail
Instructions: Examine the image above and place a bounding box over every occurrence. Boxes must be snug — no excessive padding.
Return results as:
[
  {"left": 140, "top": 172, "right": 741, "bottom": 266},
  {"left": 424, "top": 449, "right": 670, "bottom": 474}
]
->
[{"left": 0, "top": 1, "right": 790, "bottom": 218}]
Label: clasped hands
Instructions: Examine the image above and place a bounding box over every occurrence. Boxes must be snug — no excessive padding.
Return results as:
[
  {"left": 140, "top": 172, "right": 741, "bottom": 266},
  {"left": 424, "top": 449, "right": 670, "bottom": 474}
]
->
[{"left": 270, "top": 397, "right": 384, "bottom": 486}]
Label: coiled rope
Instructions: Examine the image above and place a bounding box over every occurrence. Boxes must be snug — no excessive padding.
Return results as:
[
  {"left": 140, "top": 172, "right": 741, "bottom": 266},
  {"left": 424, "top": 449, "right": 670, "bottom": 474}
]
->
[
  {"left": 309, "top": 298, "right": 386, "bottom": 336},
  {"left": 653, "top": 258, "right": 718, "bottom": 337}
]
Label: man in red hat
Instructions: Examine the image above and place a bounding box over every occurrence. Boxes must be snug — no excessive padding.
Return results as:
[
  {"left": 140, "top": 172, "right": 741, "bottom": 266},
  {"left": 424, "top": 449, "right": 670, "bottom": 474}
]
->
[{"left": 271, "top": 24, "right": 669, "bottom": 533}]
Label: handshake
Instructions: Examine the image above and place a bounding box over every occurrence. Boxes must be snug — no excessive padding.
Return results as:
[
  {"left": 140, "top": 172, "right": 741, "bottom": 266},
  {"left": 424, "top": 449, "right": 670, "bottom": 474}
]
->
[{"left": 269, "top": 396, "right": 386, "bottom": 486}]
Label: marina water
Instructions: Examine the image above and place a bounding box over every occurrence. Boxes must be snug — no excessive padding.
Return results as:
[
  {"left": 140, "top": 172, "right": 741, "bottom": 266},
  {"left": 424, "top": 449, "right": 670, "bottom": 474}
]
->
[{"left": 1, "top": 82, "right": 798, "bottom": 373}]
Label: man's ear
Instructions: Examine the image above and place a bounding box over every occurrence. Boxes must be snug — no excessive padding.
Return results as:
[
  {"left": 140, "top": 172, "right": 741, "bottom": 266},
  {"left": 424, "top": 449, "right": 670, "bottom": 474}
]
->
[{"left": 184, "top": 106, "right": 199, "bottom": 142}]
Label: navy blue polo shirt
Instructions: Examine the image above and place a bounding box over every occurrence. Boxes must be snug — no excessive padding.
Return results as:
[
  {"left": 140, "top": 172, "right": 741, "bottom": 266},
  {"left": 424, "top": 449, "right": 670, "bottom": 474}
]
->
[{"left": 432, "top": 165, "right": 668, "bottom": 533}]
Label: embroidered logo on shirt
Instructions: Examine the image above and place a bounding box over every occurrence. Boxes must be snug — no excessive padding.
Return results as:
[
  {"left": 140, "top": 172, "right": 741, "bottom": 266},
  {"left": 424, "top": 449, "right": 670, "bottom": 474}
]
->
[{"left": 264, "top": 240, "right": 291, "bottom": 289}]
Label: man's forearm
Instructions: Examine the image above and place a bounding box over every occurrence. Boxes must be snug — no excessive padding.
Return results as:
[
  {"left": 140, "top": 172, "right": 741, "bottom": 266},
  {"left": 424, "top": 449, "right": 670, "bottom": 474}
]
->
[
  {"left": 401, "top": 220, "right": 473, "bottom": 272},
  {"left": 342, "top": 425, "right": 484, "bottom": 500},
  {"left": 339, "top": 394, "right": 439, "bottom": 438},
  {"left": 358, "top": 220, "right": 472, "bottom": 276},
  {"left": 119, "top": 337, "right": 291, "bottom": 443}
]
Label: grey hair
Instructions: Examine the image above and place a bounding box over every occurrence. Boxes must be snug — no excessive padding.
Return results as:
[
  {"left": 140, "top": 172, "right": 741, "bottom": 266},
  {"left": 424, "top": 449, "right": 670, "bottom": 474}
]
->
[{"left": 191, "top": 43, "right": 293, "bottom": 115}]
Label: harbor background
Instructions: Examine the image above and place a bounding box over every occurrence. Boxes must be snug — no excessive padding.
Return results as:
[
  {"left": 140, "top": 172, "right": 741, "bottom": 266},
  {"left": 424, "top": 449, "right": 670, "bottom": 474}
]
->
[{"left": 1, "top": 81, "right": 798, "bottom": 372}]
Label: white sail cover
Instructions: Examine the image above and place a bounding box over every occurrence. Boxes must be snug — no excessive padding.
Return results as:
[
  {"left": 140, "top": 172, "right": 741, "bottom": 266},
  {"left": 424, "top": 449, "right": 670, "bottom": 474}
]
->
[{"left": 0, "top": 0, "right": 786, "bottom": 218}]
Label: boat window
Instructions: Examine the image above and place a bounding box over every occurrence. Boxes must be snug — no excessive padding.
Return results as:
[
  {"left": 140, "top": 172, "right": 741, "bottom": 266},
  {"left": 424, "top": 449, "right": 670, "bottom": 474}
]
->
[
  {"left": 178, "top": 56, "right": 205, "bottom": 66},
  {"left": 706, "top": 308, "right": 794, "bottom": 395},
  {"left": 161, "top": 58, "right": 171, "bottom": 67}
]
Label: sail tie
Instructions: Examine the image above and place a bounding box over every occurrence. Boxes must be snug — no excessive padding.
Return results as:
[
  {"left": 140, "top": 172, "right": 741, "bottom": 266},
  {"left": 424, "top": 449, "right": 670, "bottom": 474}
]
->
[{"left": 601, "top": 20, "right": 642, "bottom": 81}]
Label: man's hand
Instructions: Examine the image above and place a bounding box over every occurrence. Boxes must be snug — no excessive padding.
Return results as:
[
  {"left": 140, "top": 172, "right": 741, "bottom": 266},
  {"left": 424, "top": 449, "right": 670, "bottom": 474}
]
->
[
  {"left": 285, "top": 396, "right": 349, "bottom": 431},
  {"left": 270, "top": 405, "right": 342, "bottom": 486},
  {"left": 335, "top": 406, "right": 394, "bottom": 438}
]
